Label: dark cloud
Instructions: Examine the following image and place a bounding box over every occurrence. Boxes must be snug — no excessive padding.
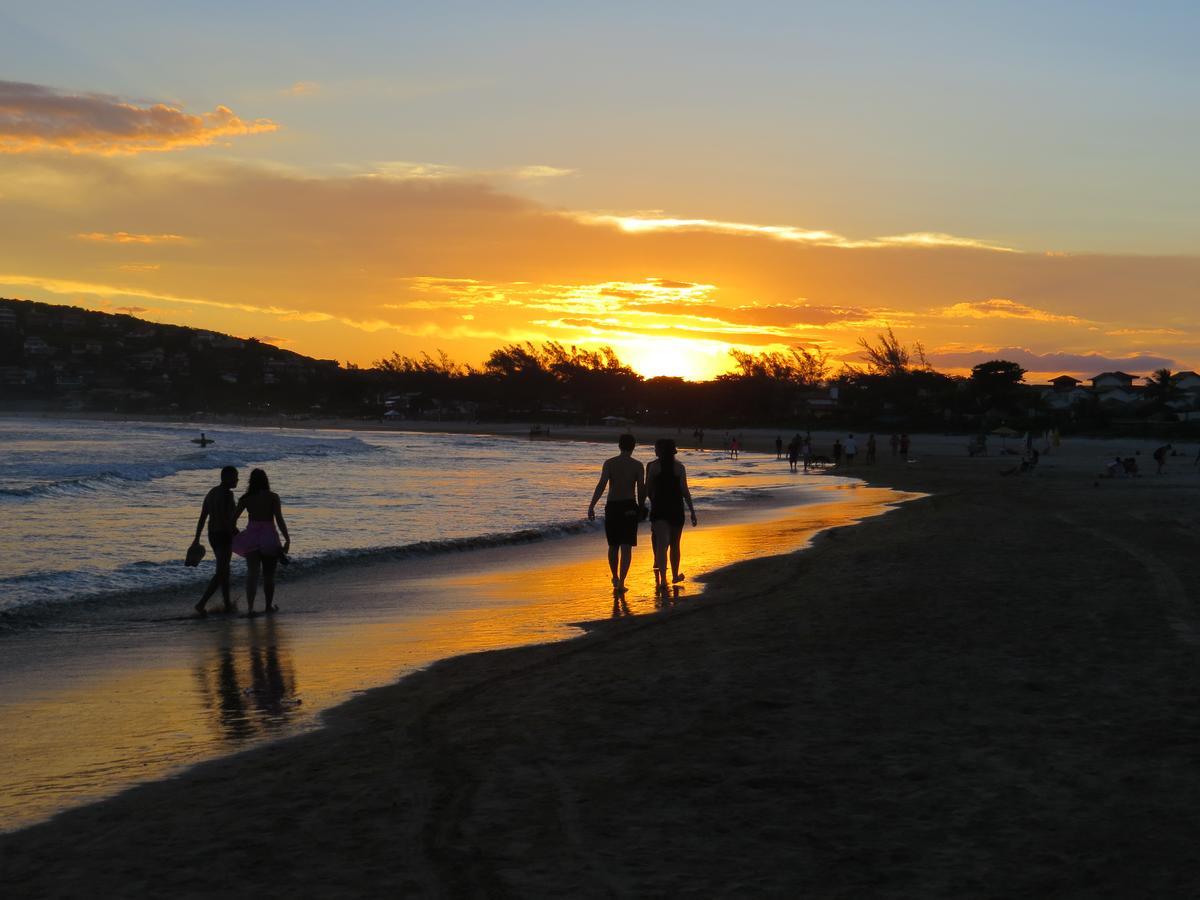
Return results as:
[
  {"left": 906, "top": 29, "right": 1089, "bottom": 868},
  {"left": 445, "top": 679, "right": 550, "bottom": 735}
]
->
[
  {"left": 0, "top": 80, "right": 276, "bottom": 154},
  {"left": 928, "top": 347, "right": 1177, "bottom": 374}
]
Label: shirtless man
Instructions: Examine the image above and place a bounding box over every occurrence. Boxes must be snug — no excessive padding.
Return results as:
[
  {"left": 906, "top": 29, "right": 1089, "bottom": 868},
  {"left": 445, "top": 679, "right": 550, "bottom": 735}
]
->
[
  {"left": 587, "top": 433, "right": 646, "bottom": 594},
  {"left": 192, "top": 465, "right": 239, "bottom": 615}
]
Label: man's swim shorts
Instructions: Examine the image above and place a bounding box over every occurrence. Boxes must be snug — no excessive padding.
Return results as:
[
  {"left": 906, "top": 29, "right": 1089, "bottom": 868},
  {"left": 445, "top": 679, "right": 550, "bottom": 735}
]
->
[{"left": 604, "top": 499, "right": 640, "bottom": 547}]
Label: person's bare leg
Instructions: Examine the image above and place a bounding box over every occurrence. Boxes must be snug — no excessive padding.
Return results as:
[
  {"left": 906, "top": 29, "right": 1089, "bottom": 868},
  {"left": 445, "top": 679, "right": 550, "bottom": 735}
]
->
[
  {"left": 196, "top": 571, "right": 218, "bottom": 614},
  {"left": 262, "top": 556, "right": 278, "bottom": 612},
  {"left": 608, "top": 545, "right": 620, "bottom": 588},
  {"left": 617, "top": 544, "right": 632, "bottom": 591},
  {"left": 216, "top": 548, "right": 233, "bottom": 612},
  {"left": 246, "top": 553, "right": 261, "bottom": 613},
  {"left": 651, "top": 521, "right": 670, "bottom": 587},
  {"left": 670, "top": 523, "right": 685, "bottom": 582}
]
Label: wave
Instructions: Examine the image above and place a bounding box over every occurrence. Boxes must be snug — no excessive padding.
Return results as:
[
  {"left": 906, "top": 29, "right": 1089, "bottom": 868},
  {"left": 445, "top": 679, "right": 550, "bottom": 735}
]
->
[
  {"left": 0, "top": 518, "right": 598, "bottom": 625},
  {"left": 0, "top": 437, "right": 379, "bottom": 502}
]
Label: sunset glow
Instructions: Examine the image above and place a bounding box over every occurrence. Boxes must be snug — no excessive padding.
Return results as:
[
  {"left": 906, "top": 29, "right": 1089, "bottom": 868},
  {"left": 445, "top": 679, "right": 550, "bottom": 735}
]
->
[{"left": 1, "top": 4, "right": 1198, "bottom": 381}]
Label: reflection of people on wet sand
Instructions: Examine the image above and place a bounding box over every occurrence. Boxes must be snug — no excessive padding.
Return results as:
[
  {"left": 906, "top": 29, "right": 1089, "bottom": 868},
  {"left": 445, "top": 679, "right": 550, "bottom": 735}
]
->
[
  {"left": 196, "top": 620, "right": 298, "bottom": 741},
  {"left": 646, "top": 438, "right": 697, "bottom": 592},
  {"left": 232, "top": 468, "right": 291, "bottom": 614},
  {"left": 192, "top": 465, "right": 239, "bottom": 616},
  {"left": 587, "top": 433, "right": 646, "bottom": 595}
]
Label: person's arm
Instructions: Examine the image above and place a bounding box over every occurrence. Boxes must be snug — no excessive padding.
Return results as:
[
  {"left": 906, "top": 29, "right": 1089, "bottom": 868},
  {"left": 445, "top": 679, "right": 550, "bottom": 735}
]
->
[
  {"left": 636, "top": 461, "right": 647, "bottom": 511},
  {"left": 193, "top": 493, "right": 210, "bottom": 545},
  {"left": 679, "top": 464, "right": 697, "bottom": 526},
  {"left": 232, "top": 496, "right": 247, "bottom": 531},
  {"left": 587, "top": 461, "right": 610, "bottom": 520},
  {"left": 273, "top": 494, "right": 290, "bottom": 551}
]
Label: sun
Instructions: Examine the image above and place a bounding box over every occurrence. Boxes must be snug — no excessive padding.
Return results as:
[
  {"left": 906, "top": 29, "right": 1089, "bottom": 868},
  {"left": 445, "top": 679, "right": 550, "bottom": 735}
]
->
[{"left": 614, "top": 336, "right": 733, "bottom": 381}]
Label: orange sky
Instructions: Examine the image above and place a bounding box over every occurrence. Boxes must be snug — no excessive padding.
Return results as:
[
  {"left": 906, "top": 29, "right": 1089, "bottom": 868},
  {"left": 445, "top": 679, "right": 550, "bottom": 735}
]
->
[{"left": 1, "top": 70, "right": 1198, "bottom": 382}]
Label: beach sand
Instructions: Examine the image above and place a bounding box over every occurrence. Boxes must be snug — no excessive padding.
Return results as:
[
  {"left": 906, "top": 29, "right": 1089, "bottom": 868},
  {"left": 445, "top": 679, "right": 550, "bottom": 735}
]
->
[{"left": 4, "top": 434, "right": 1200, "bottom": 895}]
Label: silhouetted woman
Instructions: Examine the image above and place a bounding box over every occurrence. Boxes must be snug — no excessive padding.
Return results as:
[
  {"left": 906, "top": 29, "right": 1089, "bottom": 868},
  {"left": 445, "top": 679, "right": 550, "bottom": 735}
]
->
[
  {"left": 646, "top": 438, "right": 697, "bottom": 590},
  {"left": 231, "top": 468, "right": 291, "bottom": 613}
]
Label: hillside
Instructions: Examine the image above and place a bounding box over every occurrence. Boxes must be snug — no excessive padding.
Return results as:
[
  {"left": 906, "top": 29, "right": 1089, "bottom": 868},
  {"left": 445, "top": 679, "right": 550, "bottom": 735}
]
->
[{"left": 0, "top": 298, "right": 373, "bottom": 415}]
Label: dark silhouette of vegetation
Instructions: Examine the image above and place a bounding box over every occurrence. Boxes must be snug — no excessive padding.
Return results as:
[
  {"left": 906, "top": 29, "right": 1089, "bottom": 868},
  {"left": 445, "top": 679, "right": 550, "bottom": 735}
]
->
[{"left": 6, "top": 297, "right": 1198, "bottom": 436}]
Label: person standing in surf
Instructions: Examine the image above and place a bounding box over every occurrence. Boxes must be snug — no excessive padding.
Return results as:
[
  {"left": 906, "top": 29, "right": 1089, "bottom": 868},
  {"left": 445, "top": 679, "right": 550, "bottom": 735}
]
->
[
  {"left": 232, "top": 468, "right": 291, "bottom": 614},
  {"left": 587, "top": 433, "right": 646, "bottom": 595},
  {"left": 646, "top": 438, "right": 697, "bottom": 591},
  {"left": 192, "top": 465, "right": 239, "bottom": 616}
]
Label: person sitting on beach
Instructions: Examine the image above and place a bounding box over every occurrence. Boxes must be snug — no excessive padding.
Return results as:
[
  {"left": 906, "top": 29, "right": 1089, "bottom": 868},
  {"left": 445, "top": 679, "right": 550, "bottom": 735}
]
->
[
  {"left": 587, "top": 434, "right": 646, "bottom": 595},
  {"left": 646, "top": 438, "right": 697, "bottom": 592},
  {"left": 1002, "top": 447, "right": 1039, "bottom": 476},
  {"left": 231, "top": 468, "right": 291, "bottom": 614},
  {"left": 191, "top": 465, "right": 239, "bottom": 616}
]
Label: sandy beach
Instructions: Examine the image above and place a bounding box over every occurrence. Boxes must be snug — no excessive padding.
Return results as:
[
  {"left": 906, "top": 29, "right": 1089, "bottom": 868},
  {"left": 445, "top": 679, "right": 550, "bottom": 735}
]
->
[{"left": 4, "top": 431, "right": 1200, "bottom": 896}]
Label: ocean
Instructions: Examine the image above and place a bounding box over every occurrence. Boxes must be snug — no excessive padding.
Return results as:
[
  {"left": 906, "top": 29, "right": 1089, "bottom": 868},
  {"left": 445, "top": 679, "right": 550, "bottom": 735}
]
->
[
  {"left": 1, "top": 417, "right": 803, "bottom": 618},
  {"left": 0, "top": 416, "right": 913, "bottom": 830}
]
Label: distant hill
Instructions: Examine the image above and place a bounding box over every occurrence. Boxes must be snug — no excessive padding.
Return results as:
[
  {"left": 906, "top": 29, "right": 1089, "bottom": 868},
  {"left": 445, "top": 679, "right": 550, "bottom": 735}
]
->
[{"left": 0, "top": 298, "right": 377, "bottom": 415}]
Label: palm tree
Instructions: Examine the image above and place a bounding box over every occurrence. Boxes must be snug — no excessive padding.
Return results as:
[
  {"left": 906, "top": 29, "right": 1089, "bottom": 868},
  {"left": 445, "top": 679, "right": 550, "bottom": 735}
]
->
[{"left": 1143, "top": 368, "right": 1179, "bottom": 409}]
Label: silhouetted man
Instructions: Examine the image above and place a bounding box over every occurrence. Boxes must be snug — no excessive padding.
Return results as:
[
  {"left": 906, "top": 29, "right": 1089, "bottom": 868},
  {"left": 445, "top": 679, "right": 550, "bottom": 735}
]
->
[
  {"left": 588, "top": 434, "right": 646, "bottom": 594},
  {"left": 192, "top": 465, "right": 239, "bottom": 615}
]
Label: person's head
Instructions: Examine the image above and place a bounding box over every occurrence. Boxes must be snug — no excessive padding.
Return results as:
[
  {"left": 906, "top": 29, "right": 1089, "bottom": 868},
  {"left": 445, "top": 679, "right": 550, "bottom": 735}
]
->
[
  {"left": 618, "top": 433, "right": 636, "bottom": 453},
  {"left": 220, "top": 465, "right": 238, "bottom": 488},
  {"left": 246, "top": 468, "right": 270, "bottom": 494},
  {"left": 655, "top": 438, "right": 677, "bottom": 471}
]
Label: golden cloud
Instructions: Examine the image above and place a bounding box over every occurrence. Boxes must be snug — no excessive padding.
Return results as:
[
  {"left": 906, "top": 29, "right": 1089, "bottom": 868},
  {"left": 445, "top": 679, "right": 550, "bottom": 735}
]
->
[
  {"left": 283, "top": 81, "right": 320, "bottom": 96},
  {"left": 580, "top": 214, "right": 1016, "bottom": 252},
  {"left": 938, "top": 298, "right": 1085, "bottom": 324},
  {"left": 0, "top": 80, "right": 277, "bottom": 155},
  {"left": 78, "top": 232, "right": 187, "bottom": 244}
]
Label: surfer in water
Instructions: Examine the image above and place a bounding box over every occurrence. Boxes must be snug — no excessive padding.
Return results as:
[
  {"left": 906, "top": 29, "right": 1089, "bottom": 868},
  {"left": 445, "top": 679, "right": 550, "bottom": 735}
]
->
[{"left": 193, "top": 432, "right": 215, "bottom": 447}]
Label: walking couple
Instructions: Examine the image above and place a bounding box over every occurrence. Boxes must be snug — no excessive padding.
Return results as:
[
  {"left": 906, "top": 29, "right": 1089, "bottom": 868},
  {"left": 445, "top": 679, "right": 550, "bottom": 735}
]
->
[
  {"left": 587, "top": 434, "right": 697, "bottom": 594},
  {"left": 191, "top": 465, "right": 291, "bottom": 616}
]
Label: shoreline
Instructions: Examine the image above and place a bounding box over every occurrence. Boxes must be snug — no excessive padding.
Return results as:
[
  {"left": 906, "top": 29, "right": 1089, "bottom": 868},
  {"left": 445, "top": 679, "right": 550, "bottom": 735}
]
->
[
  {"left": 0, "top": 459, "right": 911, "bottom": 832},
  {"left": 5, "top": 432, "right": 1200, "bottom": 893}
]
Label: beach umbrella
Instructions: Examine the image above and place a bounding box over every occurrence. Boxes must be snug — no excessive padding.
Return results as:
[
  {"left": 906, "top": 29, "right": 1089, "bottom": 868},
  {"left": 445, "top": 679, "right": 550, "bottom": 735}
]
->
[{"left": 991, "top": 425, "right": 1018, "bottom": 450}]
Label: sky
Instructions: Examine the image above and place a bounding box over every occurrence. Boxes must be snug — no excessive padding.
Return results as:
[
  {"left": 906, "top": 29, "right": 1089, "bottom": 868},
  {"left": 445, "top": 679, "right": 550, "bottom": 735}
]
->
[{"left": 1, "top": 1, "right": 1198, "bottom": 381}]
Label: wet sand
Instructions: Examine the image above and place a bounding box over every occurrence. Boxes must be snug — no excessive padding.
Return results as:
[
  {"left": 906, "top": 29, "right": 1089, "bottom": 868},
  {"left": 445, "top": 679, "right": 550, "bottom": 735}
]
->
[
  {"left": 5, "top": 435, "right": 1200, "bottom": 896},
  {"left": 0, "top": 481, "right": 906, "bottom": 833}
]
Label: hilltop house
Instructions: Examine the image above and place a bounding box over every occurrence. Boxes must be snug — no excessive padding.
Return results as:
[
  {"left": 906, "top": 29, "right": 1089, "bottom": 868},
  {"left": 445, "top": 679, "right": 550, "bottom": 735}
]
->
[{"left": 1042, "top": 375, "right": 1092, "bottom": 410}]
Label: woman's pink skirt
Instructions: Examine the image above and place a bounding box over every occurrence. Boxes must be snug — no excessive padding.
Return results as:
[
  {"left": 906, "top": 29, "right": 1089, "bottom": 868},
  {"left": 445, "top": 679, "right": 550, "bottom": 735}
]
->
[{"left": 232, "top": 520, "right": 282, "bottom": 558}]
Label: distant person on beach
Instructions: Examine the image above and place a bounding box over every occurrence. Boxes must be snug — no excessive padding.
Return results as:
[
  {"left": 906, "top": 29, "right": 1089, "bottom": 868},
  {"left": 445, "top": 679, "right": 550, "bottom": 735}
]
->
[
  {"left": 802, "top": 435, "right": 813, "bottom": 472},
  {"left": 866, "top": 433, "right": 877, "bottom": 464},
  {"left": 1154, "top": 444, "right": 1172, "bottom": 475},
  {"left": 730, "top": 436, "right": 740, "bottom": 460},
  {"left": 191, "top": 465, "right": 239, "bottom": 616},
  {"left": 844, "top": 434, "right": 857, "bottom": 465},
  {"left": 232, "top": 468, "right": 291, "bottom": 614},
  {"left": 775, "top": 435, "right": 783, "bottom": 460},
  {"left": 890, "top": 433, "right": 899, "bottom": 457},
  {"left": 646, "top": 438, "right": 697, "bottom": 591},
  {"left": 899, "top": 433, "right": 910, "bottom": 459},
  {"left": 588, "top": 434, "right": 647, "bottom": 594},
  {"left": 832, "top": 438, "right": 843, "bottom": 467},
  {"left": 788, "top": 435, "right": 800, "bottom": 472}
]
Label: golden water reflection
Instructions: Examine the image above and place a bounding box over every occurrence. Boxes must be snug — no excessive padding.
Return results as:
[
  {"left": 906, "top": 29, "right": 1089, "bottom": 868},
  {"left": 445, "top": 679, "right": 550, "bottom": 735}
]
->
[{"left": 0, "top": 483, "right": 917, "bottom": 831}]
